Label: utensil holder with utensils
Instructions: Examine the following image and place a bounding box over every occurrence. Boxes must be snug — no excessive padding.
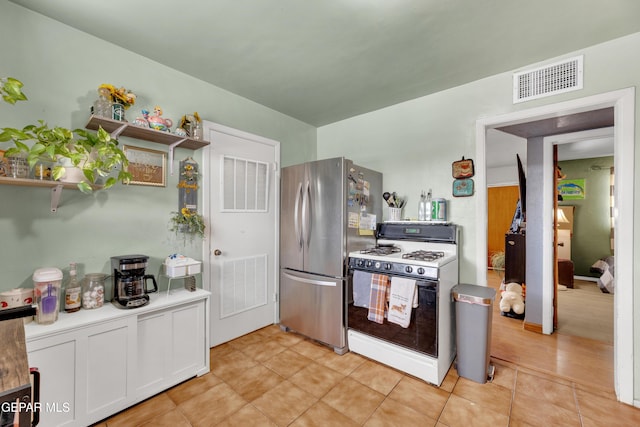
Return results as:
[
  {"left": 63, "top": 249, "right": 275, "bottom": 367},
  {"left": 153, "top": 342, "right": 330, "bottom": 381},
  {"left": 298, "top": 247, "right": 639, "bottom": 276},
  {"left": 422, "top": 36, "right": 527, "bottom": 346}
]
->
[{"left": 389, "top": 207, "right": 403, "bottom": 221}]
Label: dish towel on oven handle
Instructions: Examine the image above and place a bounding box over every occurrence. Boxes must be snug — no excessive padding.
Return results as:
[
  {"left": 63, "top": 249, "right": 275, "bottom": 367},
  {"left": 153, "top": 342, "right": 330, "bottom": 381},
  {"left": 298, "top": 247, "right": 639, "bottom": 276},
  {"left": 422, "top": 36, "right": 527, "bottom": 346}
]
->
[
  {"left": 367, "top": 274, "right": 390, "bottom": 324},
  {"left": 387, "top": 277, "right": 417, "bottom": 328},
  {"left": 353, "top": 270, "right": 372, "bottom": 308}
]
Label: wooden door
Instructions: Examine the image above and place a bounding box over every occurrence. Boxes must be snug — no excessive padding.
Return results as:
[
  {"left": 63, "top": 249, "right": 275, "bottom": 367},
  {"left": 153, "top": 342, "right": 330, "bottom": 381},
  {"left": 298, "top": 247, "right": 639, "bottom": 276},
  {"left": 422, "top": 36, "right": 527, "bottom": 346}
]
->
[{"left": 487, "top": 186, "right": 520, "bottom": 267}]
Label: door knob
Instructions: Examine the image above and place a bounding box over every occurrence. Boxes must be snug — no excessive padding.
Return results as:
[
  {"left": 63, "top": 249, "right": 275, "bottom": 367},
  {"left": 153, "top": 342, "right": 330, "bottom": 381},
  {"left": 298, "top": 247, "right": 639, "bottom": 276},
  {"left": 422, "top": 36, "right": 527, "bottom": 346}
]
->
[{"left": 214, "top": 249, "right": 222, "bottom": 256}]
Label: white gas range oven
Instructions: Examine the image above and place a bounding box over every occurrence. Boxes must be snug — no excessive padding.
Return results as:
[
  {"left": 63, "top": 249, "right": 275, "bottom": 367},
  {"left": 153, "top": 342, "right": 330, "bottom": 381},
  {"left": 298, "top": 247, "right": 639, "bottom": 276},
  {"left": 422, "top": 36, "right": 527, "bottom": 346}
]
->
[{"left": 347, "top": 221, "right": 459, "bottom": 386}]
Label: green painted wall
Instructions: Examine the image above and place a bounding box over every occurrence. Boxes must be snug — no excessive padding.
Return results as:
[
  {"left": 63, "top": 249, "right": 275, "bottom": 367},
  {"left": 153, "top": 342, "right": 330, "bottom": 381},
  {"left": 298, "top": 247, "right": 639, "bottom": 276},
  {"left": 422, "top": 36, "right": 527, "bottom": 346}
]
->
[
  {"left": 558, "top": 157, "right": 614, "bottom": 277},
  {"left": 0, "top": 1, "right": 316, "bottom": 294}
]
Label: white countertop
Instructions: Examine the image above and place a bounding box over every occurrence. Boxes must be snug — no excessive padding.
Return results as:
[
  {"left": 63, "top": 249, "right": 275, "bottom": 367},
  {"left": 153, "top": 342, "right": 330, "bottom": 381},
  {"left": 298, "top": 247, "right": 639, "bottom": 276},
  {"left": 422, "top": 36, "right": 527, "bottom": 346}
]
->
[{"left": 25, "top": 288, "right": 210, "bottom": 340}]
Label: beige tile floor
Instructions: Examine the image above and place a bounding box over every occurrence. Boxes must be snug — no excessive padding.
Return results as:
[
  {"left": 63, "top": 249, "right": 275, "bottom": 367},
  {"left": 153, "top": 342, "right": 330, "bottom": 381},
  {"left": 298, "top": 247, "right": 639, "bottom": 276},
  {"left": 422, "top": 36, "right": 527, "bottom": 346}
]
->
[{"left": 96, "top": 324, "right": 640, "bottom": 427}]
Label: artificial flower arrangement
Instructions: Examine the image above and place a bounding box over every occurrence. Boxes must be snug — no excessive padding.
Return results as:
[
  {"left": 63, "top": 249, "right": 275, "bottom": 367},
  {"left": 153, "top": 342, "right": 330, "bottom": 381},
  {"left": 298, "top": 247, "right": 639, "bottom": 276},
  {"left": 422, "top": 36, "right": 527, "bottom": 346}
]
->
[
  {"left": 169, "top": 207, "right": 206, "bottom": 239},
  {"left": 181, "top": 162, "right": 199, "bottom": 181},
  {"left": 178, "top": 112, "right": 201, "bottom": 130},
  {"left": 177, "top": 112, "right": 202, "bottom": 138},
  {"left": 98, "top": 84, "right": 136, "bottom": 109}
]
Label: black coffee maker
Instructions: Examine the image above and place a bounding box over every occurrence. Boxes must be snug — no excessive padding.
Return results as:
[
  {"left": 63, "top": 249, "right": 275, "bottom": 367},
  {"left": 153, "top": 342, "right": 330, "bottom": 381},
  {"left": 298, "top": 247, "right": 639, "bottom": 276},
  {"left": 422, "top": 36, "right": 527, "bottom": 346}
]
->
[{"left": 111, "top": 255, "right": 158, "bottom": 309}]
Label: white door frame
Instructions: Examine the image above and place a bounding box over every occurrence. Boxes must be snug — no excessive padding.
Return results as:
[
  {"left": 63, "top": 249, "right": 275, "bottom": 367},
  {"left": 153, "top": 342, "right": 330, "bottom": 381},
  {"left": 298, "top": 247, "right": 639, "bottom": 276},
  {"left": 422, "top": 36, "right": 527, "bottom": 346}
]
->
[
  {"left": 200, "top": 121, "right": 281, "bottom": 330},
  {"left": 475, "top": 87, "right": 635, "bottom": 404}
]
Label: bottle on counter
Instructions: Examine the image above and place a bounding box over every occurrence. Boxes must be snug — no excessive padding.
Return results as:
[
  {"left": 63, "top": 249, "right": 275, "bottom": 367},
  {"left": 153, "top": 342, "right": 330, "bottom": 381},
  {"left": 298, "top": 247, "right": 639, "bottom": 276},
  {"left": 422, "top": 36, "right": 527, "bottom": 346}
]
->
[
  {"left": 64, "top": 262, "right": 82, "bottom": 313},
  {"left": 418, "top": 191, "right": 427, "bottom": 221}
]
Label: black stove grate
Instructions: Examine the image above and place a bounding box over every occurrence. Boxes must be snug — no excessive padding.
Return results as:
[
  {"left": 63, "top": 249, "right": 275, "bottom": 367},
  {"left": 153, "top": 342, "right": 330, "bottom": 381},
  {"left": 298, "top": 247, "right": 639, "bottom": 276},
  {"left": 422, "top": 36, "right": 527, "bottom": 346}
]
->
[
  {"left": 402, "top": 250, "right": 445, "bottom": 262},
  {"left": 360, "top": 245, "right": 401, "bottom": 256}
]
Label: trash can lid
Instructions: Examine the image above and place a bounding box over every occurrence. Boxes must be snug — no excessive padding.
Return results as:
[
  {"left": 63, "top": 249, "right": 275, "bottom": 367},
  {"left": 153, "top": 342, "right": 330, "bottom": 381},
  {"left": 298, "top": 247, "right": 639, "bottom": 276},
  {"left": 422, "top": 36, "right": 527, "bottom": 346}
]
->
[{"left": 452, "top": 283, "right": 496, "bottom": 306}]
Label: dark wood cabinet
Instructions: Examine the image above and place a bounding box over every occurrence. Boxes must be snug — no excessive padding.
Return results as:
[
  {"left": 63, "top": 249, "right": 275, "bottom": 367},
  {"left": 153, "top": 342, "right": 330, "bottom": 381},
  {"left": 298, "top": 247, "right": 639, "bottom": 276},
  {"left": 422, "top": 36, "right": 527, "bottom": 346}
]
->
[{"left": 505, "top": 233, "right": 525, "bottom": 284}]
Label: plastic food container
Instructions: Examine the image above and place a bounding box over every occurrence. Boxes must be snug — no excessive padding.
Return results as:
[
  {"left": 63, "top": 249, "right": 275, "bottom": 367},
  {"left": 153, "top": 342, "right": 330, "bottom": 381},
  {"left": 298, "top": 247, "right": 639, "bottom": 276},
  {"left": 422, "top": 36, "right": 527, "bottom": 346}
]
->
[
  {"left": 33, "top": 267, "right": 63, "bottom": 325},
  {"left": 164, "top": 254, "right": 202, "bottom": 277}
]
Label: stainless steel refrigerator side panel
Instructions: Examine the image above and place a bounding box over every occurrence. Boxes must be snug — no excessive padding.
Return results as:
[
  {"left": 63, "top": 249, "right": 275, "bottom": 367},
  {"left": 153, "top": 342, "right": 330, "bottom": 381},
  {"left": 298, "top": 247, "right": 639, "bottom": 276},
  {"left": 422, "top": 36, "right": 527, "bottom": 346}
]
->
[
  {"left": 280, "top": 163, "right": 306, "bottom": 272},
  {"left": 345, "top": 163, "right": 383, "bottom": 257},
  {"left": 304, "top": 157, "right": 346, "bottom": 278},
  {"left": 279, "top": 269, "right": 346, "bottom": 352}
]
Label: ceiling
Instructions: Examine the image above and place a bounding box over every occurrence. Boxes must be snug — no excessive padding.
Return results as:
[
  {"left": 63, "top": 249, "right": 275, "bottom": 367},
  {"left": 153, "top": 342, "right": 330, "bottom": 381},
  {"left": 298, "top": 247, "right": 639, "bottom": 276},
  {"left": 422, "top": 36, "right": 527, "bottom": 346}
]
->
[{"left": 9, "top": 0, "right": 640, "bottom": 127}]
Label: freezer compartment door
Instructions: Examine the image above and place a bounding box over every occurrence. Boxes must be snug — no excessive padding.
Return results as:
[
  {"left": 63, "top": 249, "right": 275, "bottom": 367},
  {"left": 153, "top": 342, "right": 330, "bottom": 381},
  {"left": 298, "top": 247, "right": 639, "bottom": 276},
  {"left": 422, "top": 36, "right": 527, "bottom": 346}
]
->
[{"left": 279, "top": 269, "right": 346, "bottom": 351}]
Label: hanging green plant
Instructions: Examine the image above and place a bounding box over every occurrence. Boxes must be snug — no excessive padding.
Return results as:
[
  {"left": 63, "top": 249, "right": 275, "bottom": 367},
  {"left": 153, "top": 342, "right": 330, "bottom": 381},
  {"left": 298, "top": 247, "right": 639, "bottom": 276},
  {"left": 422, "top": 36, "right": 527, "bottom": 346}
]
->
[
  {"left": 0, "top": 76, "right": 131, "bottom": 193},
  {"left": 1, "top": 77, "right": 27, "bottom": 104},
  {"left": 169, "top": 208, "right": 206, "bottom": 239}
]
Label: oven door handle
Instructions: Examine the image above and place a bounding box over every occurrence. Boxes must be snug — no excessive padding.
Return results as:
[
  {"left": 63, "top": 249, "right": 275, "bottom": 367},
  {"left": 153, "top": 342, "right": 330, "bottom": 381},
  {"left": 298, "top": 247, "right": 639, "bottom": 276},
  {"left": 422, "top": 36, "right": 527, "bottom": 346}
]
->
[
  {"left": 30, "top": 367, "right": 40, "bottom": 426},
  {"left": 283, "top": 272, "right": 337, "bottom": 287},
  {"left": 294, "top": 181, "right": 303, "bottom": 249}
]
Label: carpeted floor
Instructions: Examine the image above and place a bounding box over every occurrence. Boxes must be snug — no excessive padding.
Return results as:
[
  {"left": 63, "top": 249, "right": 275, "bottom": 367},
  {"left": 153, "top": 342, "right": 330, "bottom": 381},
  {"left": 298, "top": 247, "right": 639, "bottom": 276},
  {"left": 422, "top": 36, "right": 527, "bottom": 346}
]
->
[{"left": 556, "top": 279, "right": 614, "bottom": 343}]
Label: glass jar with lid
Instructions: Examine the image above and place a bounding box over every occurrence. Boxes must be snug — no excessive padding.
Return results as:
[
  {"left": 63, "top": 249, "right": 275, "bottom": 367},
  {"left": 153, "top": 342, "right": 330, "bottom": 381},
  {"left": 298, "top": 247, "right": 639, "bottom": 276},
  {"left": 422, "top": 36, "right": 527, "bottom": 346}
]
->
[{"left": 81, "top": 273, "right": 107, "bottom": 309}]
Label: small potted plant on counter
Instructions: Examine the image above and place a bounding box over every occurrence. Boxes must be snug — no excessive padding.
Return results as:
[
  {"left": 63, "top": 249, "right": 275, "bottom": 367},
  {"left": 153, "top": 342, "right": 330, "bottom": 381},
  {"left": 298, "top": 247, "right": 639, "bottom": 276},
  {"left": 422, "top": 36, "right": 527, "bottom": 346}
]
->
[{"left": 0, "top": 76, "right": 131, "bottom": 193}]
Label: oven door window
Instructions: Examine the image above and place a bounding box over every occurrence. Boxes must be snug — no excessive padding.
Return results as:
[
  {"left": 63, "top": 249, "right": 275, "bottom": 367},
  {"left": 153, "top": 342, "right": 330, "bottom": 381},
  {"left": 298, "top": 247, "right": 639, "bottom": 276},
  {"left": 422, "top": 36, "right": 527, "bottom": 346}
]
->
[{"left": 347, "top": 278, "right": 438, "bottom": 357}]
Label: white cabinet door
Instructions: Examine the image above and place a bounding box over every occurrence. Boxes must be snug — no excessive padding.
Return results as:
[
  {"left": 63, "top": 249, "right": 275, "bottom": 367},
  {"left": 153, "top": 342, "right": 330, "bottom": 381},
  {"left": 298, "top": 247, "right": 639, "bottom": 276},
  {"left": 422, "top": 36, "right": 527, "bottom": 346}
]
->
[
  {"left": 136, "top": 300, "right": 207, "bottom": 396},
  {"left": 170, "top": 301, "right": 206, "bottom": 381},
  {"left": 28, "top": 334, "right": 77, "bottom": 427},
  {"left": 136, "top": 310, "right": 170, "bottom": 396},
  {"left": 83, "top": 318, "right": 133, "bottom": 422}
]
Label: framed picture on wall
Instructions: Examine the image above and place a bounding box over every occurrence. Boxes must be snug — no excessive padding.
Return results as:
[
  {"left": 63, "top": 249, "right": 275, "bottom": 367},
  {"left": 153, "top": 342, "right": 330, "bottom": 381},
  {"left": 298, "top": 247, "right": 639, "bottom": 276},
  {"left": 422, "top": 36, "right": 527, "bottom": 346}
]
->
[
  {"left": 123, "top": 145, "right": 166, "bottom": 187},
  {"left": 558, "top": 179, "right": 585, "bottom": 200}
]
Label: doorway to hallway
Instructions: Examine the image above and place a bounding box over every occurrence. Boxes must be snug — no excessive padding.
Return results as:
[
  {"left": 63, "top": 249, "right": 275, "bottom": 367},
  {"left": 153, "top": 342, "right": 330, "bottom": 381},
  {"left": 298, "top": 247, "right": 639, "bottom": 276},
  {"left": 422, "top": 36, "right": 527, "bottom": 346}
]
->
[{"left": 475, "top": 88, "right": 635, "bottom": 404}]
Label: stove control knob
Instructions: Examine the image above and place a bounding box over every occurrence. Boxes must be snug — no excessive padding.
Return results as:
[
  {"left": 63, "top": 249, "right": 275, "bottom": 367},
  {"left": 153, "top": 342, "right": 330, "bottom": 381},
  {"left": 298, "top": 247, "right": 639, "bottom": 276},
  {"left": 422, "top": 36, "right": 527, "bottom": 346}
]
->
[
  {"left": 385, "top": 263, "right": 392, "bottom": 270},
  {"left": 405, "top": 266, "right": 413, "bottom": 274},
  {"left": 417, "top": 267, "right": 425, "bottom": 275},
  {"left": 366, "top": 260, "right": 373, "bottom": 268},
  {"left": 374, "top": 262, "right": 381, "bottom": 269},
  {"left": 357, "top": 259, "right": 365, "bottom": 267}
]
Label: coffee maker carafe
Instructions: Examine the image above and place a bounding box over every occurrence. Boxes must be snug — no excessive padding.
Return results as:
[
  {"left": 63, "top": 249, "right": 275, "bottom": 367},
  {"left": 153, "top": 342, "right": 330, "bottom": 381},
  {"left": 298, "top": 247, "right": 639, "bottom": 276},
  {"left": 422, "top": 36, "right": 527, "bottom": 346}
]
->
[{"left": 111, "top": 255, "right": 158, "bottom": 309}]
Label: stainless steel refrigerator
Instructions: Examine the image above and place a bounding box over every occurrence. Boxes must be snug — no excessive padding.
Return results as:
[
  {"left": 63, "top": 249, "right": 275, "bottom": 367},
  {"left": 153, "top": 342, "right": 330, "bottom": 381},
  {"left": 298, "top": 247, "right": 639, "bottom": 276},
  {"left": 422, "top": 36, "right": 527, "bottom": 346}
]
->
[{"left": 280, "top": 157, "right": 382, "bottom": 354}]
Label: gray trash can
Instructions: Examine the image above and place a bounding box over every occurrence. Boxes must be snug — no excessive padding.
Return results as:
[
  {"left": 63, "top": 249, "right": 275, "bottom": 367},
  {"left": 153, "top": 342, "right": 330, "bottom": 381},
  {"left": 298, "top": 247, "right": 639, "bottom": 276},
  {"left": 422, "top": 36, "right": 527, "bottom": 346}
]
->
[{"left": 452, "top": 284, "right": 496, "bottom": 383}]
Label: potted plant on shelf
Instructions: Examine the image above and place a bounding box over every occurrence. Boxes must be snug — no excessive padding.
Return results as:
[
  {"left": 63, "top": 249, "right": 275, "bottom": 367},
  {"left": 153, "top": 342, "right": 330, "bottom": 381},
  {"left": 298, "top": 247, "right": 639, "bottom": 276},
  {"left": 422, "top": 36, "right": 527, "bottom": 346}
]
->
[
  {"left": 0, "top": 76, "right": 131, "bottom": 193},
  {"left": 169, "top": 207, "right": 206, "bottom": 243}
]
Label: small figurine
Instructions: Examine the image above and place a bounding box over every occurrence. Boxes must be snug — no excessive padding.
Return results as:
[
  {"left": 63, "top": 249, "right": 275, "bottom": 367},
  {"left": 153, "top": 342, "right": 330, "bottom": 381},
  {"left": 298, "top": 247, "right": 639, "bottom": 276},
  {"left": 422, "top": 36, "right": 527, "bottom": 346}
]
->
[
  {"left": 147, "top": 106, "right": 173, "bottom": 132},
  {"left": 133, "top": 109, "right": 150, "bottom": 127}
]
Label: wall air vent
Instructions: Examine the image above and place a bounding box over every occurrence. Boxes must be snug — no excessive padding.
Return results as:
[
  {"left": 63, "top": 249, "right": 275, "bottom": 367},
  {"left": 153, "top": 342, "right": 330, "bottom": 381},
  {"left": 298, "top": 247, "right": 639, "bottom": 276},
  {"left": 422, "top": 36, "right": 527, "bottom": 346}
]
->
[{"left": 513, "top": 55, "right": 583, "bottom": 103}]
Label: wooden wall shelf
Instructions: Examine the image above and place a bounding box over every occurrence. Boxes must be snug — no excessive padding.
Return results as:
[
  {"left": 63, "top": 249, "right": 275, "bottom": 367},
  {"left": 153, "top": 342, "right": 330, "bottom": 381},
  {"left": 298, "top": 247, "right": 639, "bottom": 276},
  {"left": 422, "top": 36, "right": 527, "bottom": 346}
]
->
[
  {"left": 86, "top": 115, "right": 209, "bottom": 174},
  {"left": 0, "top": 176, "right": 101, "bottom": 212},
  {"left": 85, "top": 115, "right": 209, "bottom": 150},
  {"left": 0, "top": 176, "right": 88, "bottom": 190}
]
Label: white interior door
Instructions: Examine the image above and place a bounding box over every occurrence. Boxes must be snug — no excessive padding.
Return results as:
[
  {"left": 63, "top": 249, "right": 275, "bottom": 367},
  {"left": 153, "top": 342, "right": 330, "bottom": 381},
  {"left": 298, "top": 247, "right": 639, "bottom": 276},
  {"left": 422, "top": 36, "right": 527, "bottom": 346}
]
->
[{"left": 202, "top": 121, "right": 279, "bottom": 347}]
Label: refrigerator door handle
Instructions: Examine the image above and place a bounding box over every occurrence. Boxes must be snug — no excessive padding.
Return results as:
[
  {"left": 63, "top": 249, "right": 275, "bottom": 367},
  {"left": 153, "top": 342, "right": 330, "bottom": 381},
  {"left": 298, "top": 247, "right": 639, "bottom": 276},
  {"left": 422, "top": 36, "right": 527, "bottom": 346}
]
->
[
  {"left": 302, "top": 180, "right": 311, "bottom": 247},
  {"left": 294, "top": 181, "right": 303, "bottom": 248},
  {"left": 283, "top": 271, "right": 337, "bottom": 287}
]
